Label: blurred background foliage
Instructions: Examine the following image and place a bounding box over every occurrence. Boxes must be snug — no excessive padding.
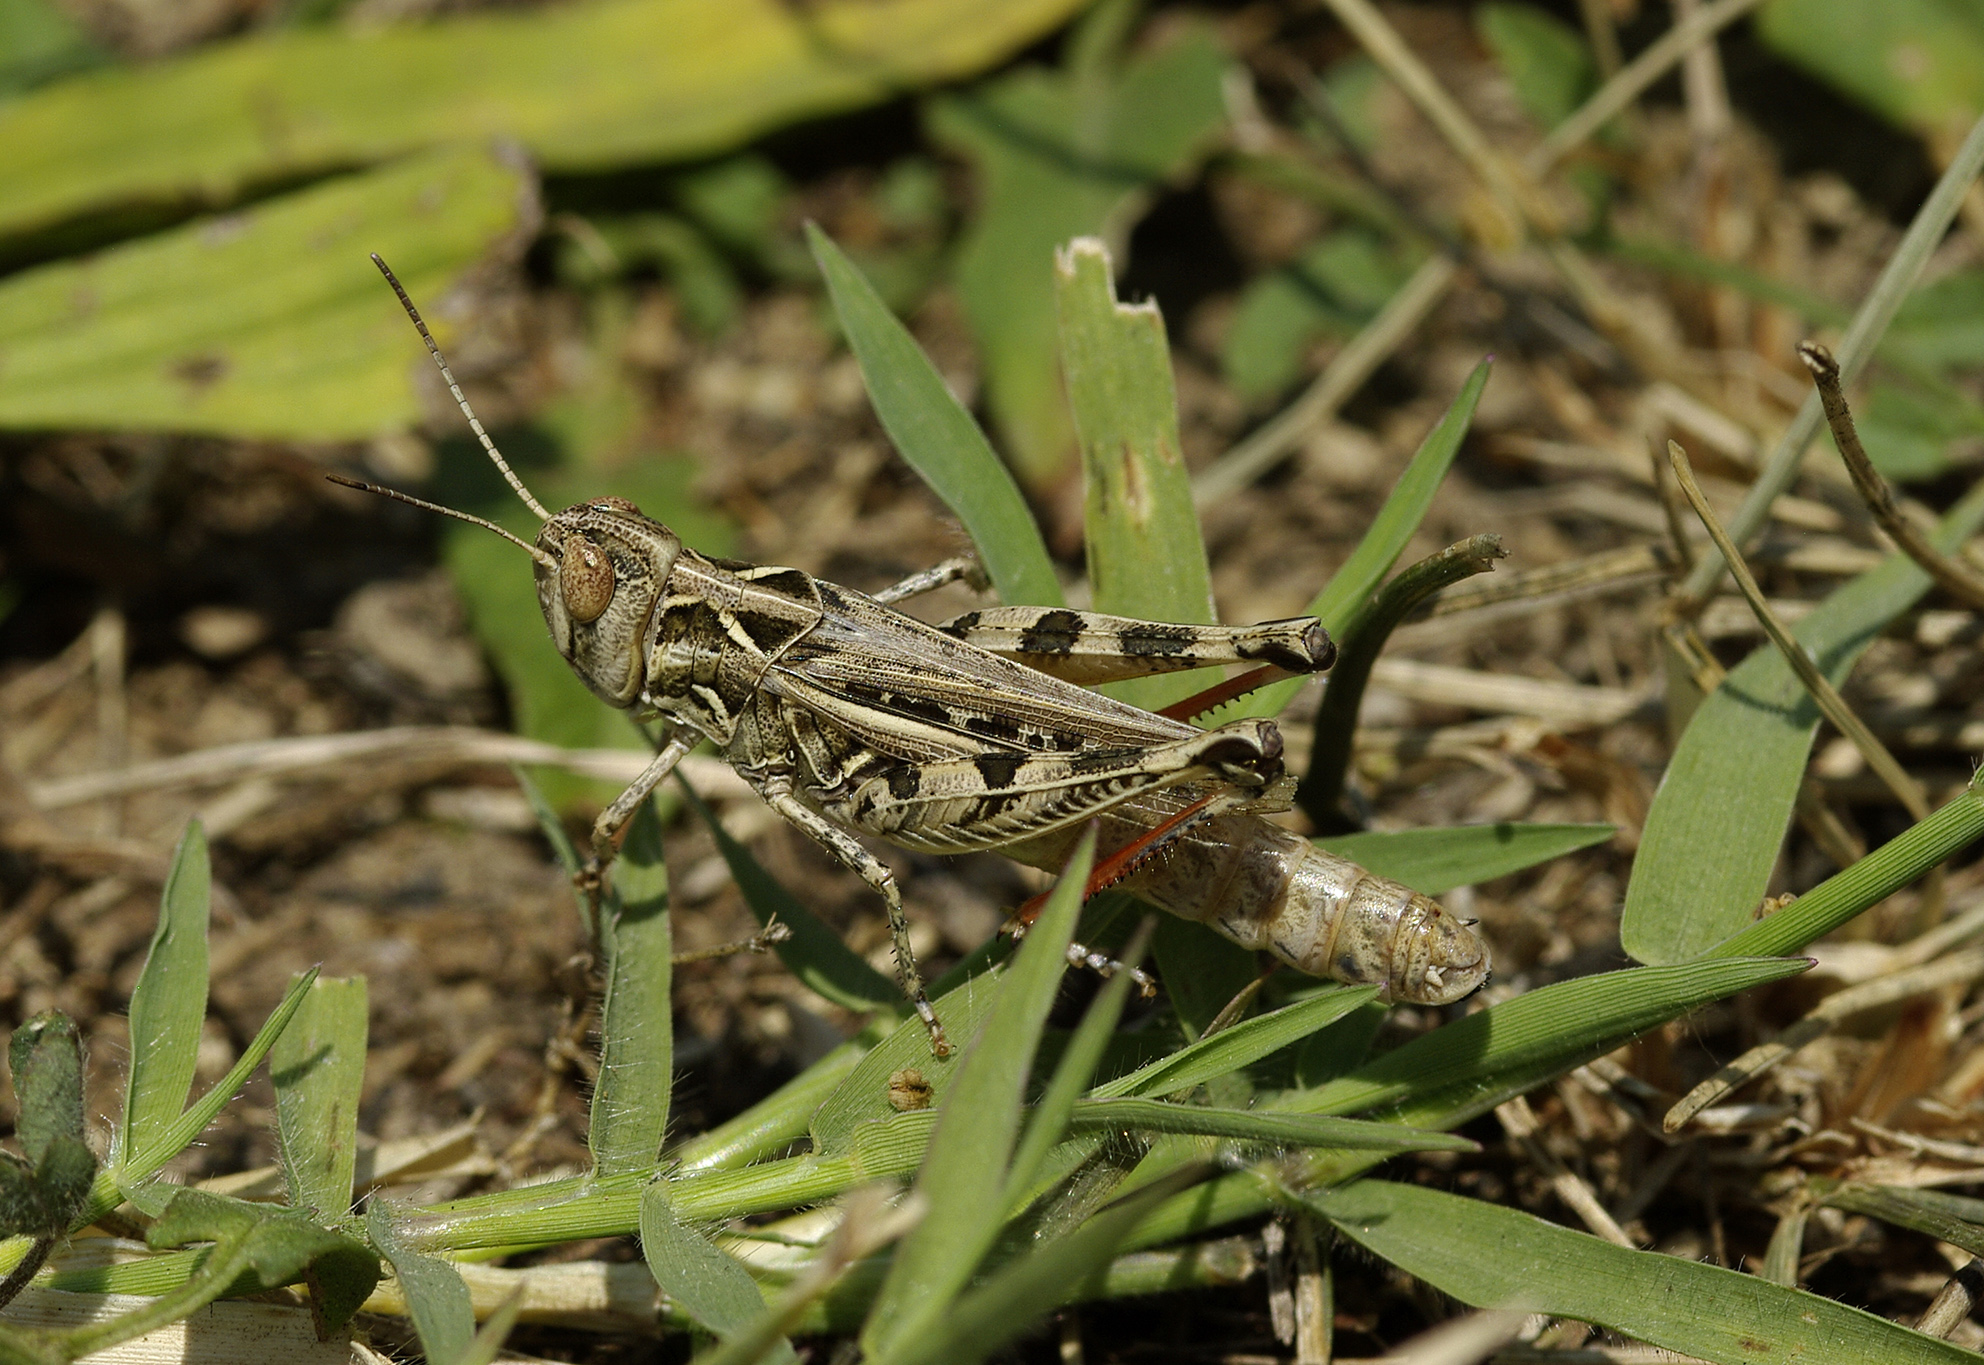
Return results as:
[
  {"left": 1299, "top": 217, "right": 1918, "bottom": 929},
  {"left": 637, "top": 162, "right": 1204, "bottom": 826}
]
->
[{"left": 4, "top": 0, "right": 1984, "bottom": 774}]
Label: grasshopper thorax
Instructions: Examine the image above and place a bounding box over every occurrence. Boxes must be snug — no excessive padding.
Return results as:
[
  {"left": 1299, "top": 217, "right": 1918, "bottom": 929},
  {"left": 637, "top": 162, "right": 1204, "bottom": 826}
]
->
[{"left": 535, "top": 498, "right": 682, "bottom": 708}]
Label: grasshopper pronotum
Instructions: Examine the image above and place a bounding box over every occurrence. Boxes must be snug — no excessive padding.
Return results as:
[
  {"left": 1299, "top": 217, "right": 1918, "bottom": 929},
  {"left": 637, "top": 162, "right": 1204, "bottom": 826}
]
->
[{"left": 337, "top": 256, "right": 1489, "bottom": 1054}]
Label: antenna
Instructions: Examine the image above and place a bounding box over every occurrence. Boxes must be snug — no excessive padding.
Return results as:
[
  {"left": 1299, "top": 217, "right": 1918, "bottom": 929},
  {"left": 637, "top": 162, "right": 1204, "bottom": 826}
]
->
[
  {"left": 326, "top": 474, "right": 559, "bottom": 570},
  {"left": 370, "top": 253, "right": 552, "bottom": 523}
]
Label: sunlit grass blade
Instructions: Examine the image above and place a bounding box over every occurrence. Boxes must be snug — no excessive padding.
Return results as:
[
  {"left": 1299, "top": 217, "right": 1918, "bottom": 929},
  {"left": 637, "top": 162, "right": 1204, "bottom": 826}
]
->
[
  {"left": 860, "top": 833, "right": 1093, "bottom": 1360},
  {"left": 1230, "top": 357, "right": 1490, "bottom": 720},
  {"left": 591, "top": 799, "right": 674, "bottom": 1176},
  {"left": 1304, "top": 1178, "right": 1975, "bottom": 1365},
  {"left": 118, "top": 820, "right": 211, "bottom": 1167},
  {"left": 1069, "top": 1099, "right": 1472, "bottom": 1152},
  {"left": 370, "top": 1200, "right": 476, "bottom": 1365},
  {"left": 1090, "top": 986, "right": 1379, "bottom": 1100},
  {"left": 807, "top": 222, "right": 1061, "bottom": 608},
  {"left": 1315, "top": 822, "right": 1614, "bottom": 897},
  {"left": 640, "top": 1183, "right": 795, "bottom": 1363},
  {"left": 271, "top": 974, "right": 368, "bottom": 1221},
  {"left": 1109, "top": 956, "right": 1809, "bottom": 1257},
  {"left": 1817, "top": 1180, "right": 1984, "bottom": 1261},
  {"left": 1056, "top": 236, "right": 1214, "bottom": 710},
  {"left": 674, "top": 1038, "right": 871, "bottom": 1172},
  {"left": 1002, "top": 920, "right": 1152, "bottom": 1213},
  {"left": 677, "top": 776, "right": 899, "bottom": 1012},
  {"left": 809, "top": 981, "right": 1004, "bottom": 1154},
  {"left": 88, "top": 967, "right": 319, "bottom": 1223},
  {"left": 1706, "top": 769, "right": 1984, "bottom": 963},
  {"left": 872, "top": 1165, "right": 1205, "bottom": 1365},
  {"left": 1625, "top": 480, "right": 1984, "bottom": 964}
]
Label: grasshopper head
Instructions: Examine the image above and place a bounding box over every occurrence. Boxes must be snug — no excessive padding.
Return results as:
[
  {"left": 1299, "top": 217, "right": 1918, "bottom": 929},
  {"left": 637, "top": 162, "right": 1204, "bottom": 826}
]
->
[{"left": 536, "top": 498, "right": 682, "bottom": 707}]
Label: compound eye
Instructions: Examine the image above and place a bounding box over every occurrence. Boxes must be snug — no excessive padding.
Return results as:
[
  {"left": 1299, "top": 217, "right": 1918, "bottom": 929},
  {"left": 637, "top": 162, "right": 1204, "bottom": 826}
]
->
[{"left": 562, "top": 539, "right": 615, "bottom": 623}]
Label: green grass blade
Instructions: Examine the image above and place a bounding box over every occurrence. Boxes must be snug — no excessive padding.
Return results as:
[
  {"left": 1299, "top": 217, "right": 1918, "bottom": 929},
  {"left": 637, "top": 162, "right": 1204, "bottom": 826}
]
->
[
  {"left": 1090, "top": 987, "right": 1379, "bottom": 1100},
  {"left": 1315, "top": 822, "right": 1614, "bottom": 897},
  {"left": 1231, "top": 358, "right": 1490, "bottom": 720},
  {"left": 0, "top": 149, "right": 531, "bottom": 439},
  {"left": 1069, "top": 1099, "right": 1472, "bottom": 1152},
  {"left": 677, "top": 777, "right": 900, "bottom": 1013},
  {"left": 590, "top": 799, "right": 674, "bottom": 1176},
  {"left": 1817, "top": 1180, "right": 1984, "bottom": 1261},
  {"left": 810, "top": 982, "right": 1004, "bottom": 1155},
  {"left": 0, "top": 0, "right": 1089, "bottom": 241},
  {"left": 1055, "top": 236, "right": 1214, "bottom": 710},
  {"left": 1002, "top": 922, "right": 1150, "bottom": 1212},
  {"left": 1286, "top": 957, "right": 1809, "bottom": 1127},
  {"left": 1707, "top": 770, "right": 1984, "bottom": 961},
  {"left": 1625, "top": 479, "right": 1984, "bottom": 964},
  {"left": 118, "top": 821, "right": 211, "bottom": 1167},
  {"left": 92, "top": 967, "right": 319, "bottom": 1222},
  {"left": 807, "top": 222, "right": 1060, "bottom": 608},
  {"left": 640, "top": 1184, "right": 794, "bottom": 1363},
  {"left": 674, "top": 1039, "right": 870, "bottom": 1172},
  {"left": 860, "top": 833, "right": 1093, "bottom": 1360},
  {"left": 874, "top": 1167, "right": 1203, "bottom": 1365},
  {"left": 1306, "top": 1178, "right": 1974, "bottom": 1365},
  {"left": 270, "top": 974, "right": 368, "bottom": 1221},
  {"left": 370, "top": 1200, "right": 476, "bottom": 1365}
]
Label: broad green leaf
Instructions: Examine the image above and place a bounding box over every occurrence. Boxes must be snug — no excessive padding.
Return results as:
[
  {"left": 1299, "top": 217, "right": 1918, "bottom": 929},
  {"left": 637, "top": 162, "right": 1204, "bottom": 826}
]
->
[
  {"left": 1091, "top": 986, "right": 1379, "bottom": 1100},
  {"left": 443, "top": 454, "right": 733, "bottom": 810},
  {"left": 1056, "top": 236, "right": 1214, "bottom": 710},
  {"left": 1308, "top": 1179, "right": 1974, "bottom": 1365},
  {"left": 0, "top": 1013, "right": 94, "bottom": 1239},
  {"left": 1757, "top": 0, "right": 1984, "bottom": 134},
  {"left": 1624, "top": 479, "right": 1984, "bottom": 964},
  {"left": 928, "top": 25, "right": 1229, "bottom": 488},
  {"left": 119, "top": 821, "right": 211, "bottom": 1167},
  {"left": 677, "top": 778, "right": 900, "bottom": 1014},
  {"left": 1316, "top": 822, "right": 1613, "bottom": 897},
  {"left": 1475, "top": 3, "right": 1594, "bottom": 128},
  {"left": 271, "top": 974, "right": 368, "bottom": 1221},
  {"left": 861, "top": 834, "right": 1093, "bottom": 1360},
  {"left": 1854, "top": 380, "right": 1984, "bottom": 480},
  {"left": 370, "top": 1200, "right": 476, "bottom": 1365},
  {"left": 674, "top": 1038, "right": 870, "bottom": 1172},
  {"left": 0, "top": 149, "right": 531, "bottom": 439},
  {"left": 1231, "top": 358, "right": 1490, "bottom": 719},
  {"left": 590, "top": 799, "right": 674, "bottom": 1176},
  {"left": 0, "top": 0, "right": 103, "bottom": 96},
  {"left": 809, "top": 978, "right": 1003, "bottom": 1155},
  {"left": 639, "top": 1184, "right": 794, "bottom": 1362},
  {"left": 0, "top": 0, "right": 1090, "bottom": 241},
  {"left": 807, "top": 223, "right": 1061, "bottom": 608},
  {"left": 148, "top": 1189, "right": 378, "bottom": 1329}
]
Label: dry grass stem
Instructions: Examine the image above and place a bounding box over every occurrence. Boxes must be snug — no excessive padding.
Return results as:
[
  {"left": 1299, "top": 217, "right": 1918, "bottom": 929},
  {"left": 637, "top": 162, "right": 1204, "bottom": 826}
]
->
[
  {"left": 1496, "top": 1096, "right": 1635, "bottom": 1248},
  {"left": 24, "top": 726, "right": 751, "bottom": 812},
  {"left": 1799, "top": 341, "right": 1984, "bottom": 611},
  {"left": 1664, "top": 944, "right": 1984, "bottom": 1132},
  {"left": 1192, "top": 253, "right": 1457, "bottom": 504},
  {"left": 1369, "top": 658, "right": 1648, "bottom": 729},
  {"left": 1665, "top": 441, "right": 1930, "bottom": 822}
]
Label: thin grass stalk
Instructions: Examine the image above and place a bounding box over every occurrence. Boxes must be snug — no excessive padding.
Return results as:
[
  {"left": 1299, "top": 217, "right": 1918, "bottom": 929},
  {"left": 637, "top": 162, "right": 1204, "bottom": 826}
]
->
[
  {"left": 1667, "top": 442, "right": 1929, "bottom": 821},
  {"left": 1800, "top": 342, "right": 1984, "bottom": 610},
  {"left": 1678, "top": 110, "right": 1984, "bottom": 608},
  {"left": 1298, "top": 535, "right": 1506, "bottom": 828}
]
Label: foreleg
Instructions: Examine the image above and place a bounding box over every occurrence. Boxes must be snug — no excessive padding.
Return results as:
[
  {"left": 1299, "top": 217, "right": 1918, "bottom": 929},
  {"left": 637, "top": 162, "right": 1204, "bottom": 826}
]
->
[
  {"left": 934, "top": 607, "right": 1334, "bottom": 684},
  {"left": 581, "top": 728, "right": 698, "bottom": 914}
]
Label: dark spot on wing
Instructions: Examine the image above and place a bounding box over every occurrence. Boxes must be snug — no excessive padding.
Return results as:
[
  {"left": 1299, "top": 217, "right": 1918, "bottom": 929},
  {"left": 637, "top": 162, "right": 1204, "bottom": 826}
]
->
[
  {"left": 974, "top": 752, "right": 1026, "bottom": 791},
  {"left": 889, "top": 693, "right": 954, "bottom": 727},
  {"left": 1068, "top": 746, "right": 1140, "bottom": 776},
  {"left": 1017, "top": 609, "right": 1086, "bottom": 655},
  {"left": 964, "top": 714, "right": 1024, "bottom": 746}
]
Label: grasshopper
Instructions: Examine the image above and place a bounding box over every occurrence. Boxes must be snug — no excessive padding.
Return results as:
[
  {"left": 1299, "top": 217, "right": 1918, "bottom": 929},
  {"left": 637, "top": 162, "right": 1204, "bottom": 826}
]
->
[{"left": 338, "top": 256, "right": 1489, "bottom": 1054}]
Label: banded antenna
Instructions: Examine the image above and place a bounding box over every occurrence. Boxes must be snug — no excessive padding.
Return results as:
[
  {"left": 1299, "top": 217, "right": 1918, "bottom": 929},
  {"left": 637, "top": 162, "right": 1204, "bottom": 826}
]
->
[
  {"left": 369, "top": 252, "right": 552, "bottom": 523},
  {"left": 325, "top": 473, "right": 557, "bottom": 570}
]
